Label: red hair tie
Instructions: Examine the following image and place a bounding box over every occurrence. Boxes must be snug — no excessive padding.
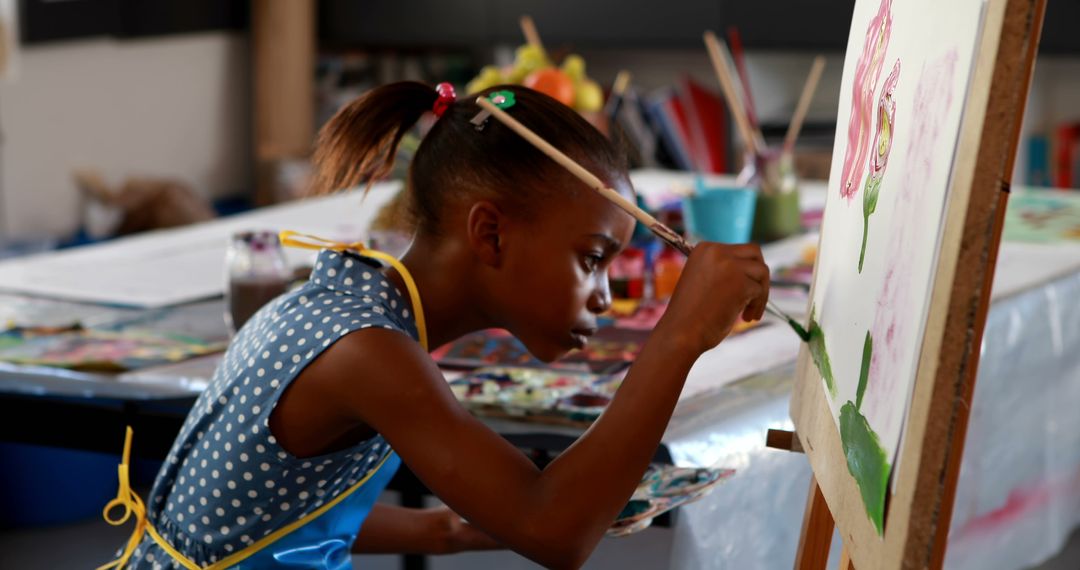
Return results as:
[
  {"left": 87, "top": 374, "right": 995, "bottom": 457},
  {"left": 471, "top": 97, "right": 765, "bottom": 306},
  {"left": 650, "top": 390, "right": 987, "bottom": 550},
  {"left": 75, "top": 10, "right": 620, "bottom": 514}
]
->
[{"left": 432, "top": 83, "right": 456, "bottom": 118}]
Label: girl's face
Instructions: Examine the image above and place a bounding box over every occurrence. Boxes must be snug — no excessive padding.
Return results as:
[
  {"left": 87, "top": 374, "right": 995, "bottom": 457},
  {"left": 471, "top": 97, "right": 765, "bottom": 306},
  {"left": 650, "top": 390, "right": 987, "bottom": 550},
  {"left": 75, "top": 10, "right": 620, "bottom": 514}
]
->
[{"left": 495, "top": 182, "right": 637, "bottom": 362}]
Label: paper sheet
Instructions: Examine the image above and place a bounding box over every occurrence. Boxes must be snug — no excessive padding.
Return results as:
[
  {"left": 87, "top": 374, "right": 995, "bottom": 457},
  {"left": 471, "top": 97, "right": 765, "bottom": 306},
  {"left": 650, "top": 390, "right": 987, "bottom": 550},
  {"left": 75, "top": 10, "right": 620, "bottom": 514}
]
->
[{"left": 0, "top": 183, "right": 402, "bottom": 307}]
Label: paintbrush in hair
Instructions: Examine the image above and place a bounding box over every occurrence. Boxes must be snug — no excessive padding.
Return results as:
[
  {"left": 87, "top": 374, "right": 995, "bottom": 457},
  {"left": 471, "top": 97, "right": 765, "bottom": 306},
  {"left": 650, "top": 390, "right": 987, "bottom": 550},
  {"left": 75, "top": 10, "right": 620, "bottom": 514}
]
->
[{"left": 475, "top": 96, "right": 810, "bottom": 342}]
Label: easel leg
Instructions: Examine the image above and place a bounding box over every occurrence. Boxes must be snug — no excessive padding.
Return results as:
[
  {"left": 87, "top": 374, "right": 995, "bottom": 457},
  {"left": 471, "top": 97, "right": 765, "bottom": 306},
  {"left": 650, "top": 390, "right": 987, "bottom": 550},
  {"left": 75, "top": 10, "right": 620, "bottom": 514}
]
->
[
  {"left": 838, "top": 546, "right": 855, "bottom": 570},
  {"left": 795, "top": 476, "right": 835, "bottom": 570}
]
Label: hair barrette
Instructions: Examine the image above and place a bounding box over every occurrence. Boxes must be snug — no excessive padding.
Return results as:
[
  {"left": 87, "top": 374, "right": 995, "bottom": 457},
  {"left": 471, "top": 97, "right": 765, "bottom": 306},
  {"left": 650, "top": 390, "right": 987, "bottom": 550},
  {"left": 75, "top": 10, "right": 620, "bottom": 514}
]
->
[
  {"left": 432, "top": 82, "right": 456, "bottom": 118},
  {"left": 471, "top": 90, "right": 516, "bottom": 131}
]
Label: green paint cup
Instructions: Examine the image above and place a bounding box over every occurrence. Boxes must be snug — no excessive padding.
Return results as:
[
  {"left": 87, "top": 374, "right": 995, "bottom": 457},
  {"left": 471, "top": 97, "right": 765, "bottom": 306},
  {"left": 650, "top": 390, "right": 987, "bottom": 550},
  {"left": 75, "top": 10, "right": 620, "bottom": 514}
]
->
[{"left": 752, "top": 189, "right": 803, "bottom": 243}]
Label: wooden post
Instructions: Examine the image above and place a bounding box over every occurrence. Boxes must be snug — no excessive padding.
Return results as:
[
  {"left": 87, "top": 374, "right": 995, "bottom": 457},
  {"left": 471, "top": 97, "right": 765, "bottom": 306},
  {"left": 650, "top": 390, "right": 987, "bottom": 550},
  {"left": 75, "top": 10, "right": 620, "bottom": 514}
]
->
[
  {"left": 251, "top": 0, "right": 316, "bottom": 205},
  {"left": 796, "top": 477, "right": 834, "bottom": 570},
  {"left": 838, "top": 547, "right": 854, "bottom": 569}
]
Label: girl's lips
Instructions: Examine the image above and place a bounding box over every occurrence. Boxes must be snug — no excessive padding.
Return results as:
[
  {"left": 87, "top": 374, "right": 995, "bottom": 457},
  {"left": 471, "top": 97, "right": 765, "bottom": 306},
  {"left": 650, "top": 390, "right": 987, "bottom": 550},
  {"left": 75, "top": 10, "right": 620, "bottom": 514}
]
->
[{"left": 570, "top": 328, "right": 597, "bottom": 349}]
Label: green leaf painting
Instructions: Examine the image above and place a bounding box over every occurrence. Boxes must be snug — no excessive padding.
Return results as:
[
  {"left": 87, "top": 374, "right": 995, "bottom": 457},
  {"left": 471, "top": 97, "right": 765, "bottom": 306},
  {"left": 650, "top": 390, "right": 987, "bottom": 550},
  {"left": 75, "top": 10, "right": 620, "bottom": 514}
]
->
[
  {"left": 807, "top": 307, "right": 837, "bottom": 398},
  {"left": 840, "top": 401, "right": 890, "bottom": 534},
  {"left": 839, "top": 331, "right": 890, "bottom": 535},
  {"left": 856, "top": 331, "right": 873, "bottom": 410}
]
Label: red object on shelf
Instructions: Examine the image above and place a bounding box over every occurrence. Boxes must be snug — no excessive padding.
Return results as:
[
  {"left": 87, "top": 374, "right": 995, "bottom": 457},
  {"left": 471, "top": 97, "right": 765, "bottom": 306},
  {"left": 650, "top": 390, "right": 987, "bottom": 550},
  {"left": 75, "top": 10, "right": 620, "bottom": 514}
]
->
[
  {"left": 1054, "top": 123, "right": 1080, "bottom": 189},
  {"left": 678, "top": 76, "right": 729, "bottom": 174}
]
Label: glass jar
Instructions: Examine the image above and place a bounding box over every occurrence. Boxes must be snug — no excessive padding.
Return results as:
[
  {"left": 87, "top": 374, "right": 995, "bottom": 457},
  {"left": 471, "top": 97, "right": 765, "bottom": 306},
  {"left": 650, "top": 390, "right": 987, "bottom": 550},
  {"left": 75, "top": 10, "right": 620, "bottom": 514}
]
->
[
  {"left": 738, "top": 148, "right": 803, "bottom": 242},
  {"left": 224, "top": 230, "right": 291, "bottom": 334}
]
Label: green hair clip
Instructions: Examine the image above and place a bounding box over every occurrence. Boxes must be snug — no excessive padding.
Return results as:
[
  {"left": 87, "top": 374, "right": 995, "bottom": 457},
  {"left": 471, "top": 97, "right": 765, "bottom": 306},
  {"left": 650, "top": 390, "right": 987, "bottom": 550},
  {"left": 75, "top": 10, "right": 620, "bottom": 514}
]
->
[
  {"left": 471, "top": 90, "right": 516, "bottom": 131},
  {"left": 487, "top": 90, "right": 516, "bottom": 109}
]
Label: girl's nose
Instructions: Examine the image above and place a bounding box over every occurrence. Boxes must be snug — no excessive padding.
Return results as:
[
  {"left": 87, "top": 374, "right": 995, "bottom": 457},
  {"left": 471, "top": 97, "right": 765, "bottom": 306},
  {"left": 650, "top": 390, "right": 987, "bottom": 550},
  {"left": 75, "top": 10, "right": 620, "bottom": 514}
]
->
[{"left": 587, "top": 272, "right": 612, "bottom": 314}]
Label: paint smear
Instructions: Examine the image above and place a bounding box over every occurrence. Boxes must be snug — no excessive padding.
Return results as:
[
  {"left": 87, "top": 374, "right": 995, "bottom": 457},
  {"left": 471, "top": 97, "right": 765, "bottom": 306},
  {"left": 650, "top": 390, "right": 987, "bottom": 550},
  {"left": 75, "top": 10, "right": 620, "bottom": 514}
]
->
[
  {"left": 862, "top": 50, "right": 958, "bottom": 435},
  {"left": 840, "top": 401, "right": 891, "bottom": 535},
  {"left": 808, "top": 307, "right": 837, "bottom": 398},
  {"left": 839, "top": 0, "right": 893, "bottom": 200},
  {"left": 859, "top": 59, "right": 901, "bottom": 272},
  {"left": 840, "top": 332, "right": 890, "bottom": 535}
]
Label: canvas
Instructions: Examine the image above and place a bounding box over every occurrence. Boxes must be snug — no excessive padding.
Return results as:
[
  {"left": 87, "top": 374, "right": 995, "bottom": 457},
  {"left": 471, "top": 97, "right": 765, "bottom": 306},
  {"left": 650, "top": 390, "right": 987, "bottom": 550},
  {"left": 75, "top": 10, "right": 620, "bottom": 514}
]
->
[{"left": 807, "top": 0, "right": 987, "bottom": 533}]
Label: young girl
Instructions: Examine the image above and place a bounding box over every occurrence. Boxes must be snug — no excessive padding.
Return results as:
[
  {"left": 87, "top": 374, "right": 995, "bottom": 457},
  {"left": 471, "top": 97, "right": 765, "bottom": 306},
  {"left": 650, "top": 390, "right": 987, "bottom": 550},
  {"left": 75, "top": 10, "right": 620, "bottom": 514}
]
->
[{"left": 103, "top": 82, "right": 769, "bottom": 569}]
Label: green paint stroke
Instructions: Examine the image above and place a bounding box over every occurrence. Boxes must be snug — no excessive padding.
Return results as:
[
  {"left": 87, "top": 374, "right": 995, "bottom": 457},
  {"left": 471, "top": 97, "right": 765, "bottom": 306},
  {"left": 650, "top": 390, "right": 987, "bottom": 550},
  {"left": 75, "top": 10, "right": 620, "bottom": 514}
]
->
[
  {"left": 856, "top": 331, "right": 873, "bottom": 411},
  {"left": 807, "top": 308, "right": 836, "bottom": 398},
  {"left": 859, "top": 174, "right": 881, "bottom": 273},
  {"left": 840, "top": 401, "right": 890, "bottom": 535}
]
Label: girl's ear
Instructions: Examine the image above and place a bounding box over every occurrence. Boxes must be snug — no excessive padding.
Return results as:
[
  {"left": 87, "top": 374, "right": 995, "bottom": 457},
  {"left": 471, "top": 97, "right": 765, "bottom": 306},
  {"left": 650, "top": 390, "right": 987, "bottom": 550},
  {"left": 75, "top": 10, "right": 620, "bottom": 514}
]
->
[{"left": 465, "top": 201, "right": 505, "bottom": 268}]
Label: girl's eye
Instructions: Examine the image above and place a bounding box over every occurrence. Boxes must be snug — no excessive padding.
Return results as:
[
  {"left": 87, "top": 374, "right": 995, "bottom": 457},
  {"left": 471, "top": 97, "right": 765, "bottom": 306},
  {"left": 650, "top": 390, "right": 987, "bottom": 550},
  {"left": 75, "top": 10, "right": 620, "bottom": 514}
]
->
[{"left": 583, "top": 254, "right": 604, "bottom": 271}]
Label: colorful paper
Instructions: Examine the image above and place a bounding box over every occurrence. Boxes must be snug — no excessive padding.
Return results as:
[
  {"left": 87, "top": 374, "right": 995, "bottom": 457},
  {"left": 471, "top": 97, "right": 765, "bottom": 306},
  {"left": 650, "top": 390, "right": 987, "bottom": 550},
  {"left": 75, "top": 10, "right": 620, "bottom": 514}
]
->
[{"left": 1002, "top": 190, "right": 1080, "bottom": 244}]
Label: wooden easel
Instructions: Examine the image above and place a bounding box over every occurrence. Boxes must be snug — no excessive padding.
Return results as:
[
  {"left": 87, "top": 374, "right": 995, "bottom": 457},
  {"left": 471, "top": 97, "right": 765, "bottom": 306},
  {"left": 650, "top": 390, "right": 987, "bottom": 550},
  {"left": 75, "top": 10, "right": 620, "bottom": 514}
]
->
[{"left": 766, "top": 0, "right": 1047, "bottom": 568}]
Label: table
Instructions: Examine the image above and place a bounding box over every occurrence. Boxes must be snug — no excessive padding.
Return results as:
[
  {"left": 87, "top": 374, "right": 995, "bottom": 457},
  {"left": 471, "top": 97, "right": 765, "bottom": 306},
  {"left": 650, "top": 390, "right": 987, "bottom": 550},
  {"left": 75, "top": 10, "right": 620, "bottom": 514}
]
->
[{"left": 1, "top": 172, "right": 1078, "bottom": 569}]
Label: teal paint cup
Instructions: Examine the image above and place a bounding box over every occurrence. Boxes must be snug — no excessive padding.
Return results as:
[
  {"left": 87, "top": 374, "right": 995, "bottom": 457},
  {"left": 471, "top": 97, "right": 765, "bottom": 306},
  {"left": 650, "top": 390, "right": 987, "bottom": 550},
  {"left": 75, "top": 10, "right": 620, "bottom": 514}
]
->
[{"left": 682, "top": 183, "right": 758, "bottom": 244}]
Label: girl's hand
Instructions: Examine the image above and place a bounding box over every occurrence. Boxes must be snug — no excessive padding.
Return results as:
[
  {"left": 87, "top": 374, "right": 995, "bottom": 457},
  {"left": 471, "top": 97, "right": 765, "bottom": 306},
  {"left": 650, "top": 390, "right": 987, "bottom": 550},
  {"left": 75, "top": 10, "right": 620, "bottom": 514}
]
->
[
  {"left": 657, "top": 242, "right": 770, "bottom": 355},
  {"left": 351, "top": 504, "right": 501, "bottom": 555},
  {"left": 434, "top": 507, "right": 503, "bottom": 554}
]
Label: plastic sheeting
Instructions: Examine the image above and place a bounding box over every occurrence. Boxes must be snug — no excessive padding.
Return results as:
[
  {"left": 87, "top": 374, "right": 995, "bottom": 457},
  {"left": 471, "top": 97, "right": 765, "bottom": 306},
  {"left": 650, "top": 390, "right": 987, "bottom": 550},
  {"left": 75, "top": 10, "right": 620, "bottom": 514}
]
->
[{"left": 660, "top": 269, "right": 1080, "bottom": 569}]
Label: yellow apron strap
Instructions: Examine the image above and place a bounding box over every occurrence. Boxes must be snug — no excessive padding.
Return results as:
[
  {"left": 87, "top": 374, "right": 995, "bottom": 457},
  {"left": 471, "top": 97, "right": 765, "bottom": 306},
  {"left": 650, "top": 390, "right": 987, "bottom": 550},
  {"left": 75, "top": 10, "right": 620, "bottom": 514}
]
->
[
  {"left": 97, "top": 427, "right": 149, "bottom": 570},
  {"left": 279, "top": 230, "right": 429, "bottom": 351},
  {"left": 99, "top": 437, "right": 396, "bottom": 569}
]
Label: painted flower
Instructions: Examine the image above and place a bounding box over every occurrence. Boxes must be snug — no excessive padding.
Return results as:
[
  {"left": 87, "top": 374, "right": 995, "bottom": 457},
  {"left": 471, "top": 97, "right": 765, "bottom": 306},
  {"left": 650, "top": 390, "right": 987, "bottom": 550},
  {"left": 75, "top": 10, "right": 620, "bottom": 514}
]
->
[
  {"left": 859, "top": 59, "right": 901, "bottom": 273},
  {"left": 839, "top": 0, "right": 893, "bottom": 201}
]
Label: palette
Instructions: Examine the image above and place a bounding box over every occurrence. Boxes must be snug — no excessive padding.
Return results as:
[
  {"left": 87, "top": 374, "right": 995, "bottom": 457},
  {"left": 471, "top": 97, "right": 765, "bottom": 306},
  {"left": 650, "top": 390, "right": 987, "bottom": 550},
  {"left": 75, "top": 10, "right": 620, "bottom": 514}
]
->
[
  {"left": 449, "top": 366, "right": 621, "bottom": 424},
  {"left": 433, "top": 327, "right": 648, "bottom": 374},
  {"left": 0, "top": 328, "right": 227, "bottom": 372},
  {"left": 607, "top": 464, "right": 736, "bottom": 537}
]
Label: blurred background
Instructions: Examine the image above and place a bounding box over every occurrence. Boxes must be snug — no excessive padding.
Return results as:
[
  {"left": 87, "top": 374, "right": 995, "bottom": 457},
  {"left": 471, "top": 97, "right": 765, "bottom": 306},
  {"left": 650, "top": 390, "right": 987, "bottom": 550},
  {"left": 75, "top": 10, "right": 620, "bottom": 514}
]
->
[
  {"left": 0, "top": 0, "right": 1076, "bottom": 252},
  {"left": 1, "top": 3, "right": 1080, "bottom": 569}
]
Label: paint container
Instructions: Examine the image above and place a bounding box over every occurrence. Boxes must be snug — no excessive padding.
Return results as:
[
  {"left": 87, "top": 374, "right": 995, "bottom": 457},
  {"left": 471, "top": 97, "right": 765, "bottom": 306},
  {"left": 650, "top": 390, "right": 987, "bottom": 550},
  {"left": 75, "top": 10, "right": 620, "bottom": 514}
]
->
[
  {"left": 653, "top": 247, "right": 685, "bottom": 301},
  {"left": 225, "top": 230, "right": 291, "bottom": 334},
  {"left": 739, "top": 149, "right": 803, "bottom": 242},
  {"left": 609, "top": 248, "right": 646, "bottom": 299},
  {"left": 682, "top": 181, "right": 757, "bottom": 244}
]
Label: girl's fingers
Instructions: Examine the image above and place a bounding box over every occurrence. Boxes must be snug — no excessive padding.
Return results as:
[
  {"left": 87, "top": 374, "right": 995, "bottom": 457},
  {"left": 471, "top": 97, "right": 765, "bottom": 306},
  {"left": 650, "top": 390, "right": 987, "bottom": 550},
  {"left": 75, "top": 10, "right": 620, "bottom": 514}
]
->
[{"left": 726, "top": 243, "right": 764, "bottom": 261}]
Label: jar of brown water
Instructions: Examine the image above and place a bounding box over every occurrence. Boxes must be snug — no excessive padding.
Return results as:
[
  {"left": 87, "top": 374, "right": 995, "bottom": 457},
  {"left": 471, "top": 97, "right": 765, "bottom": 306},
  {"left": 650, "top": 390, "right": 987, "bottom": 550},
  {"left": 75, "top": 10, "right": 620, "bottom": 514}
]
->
[{"left": 225, "top": 230, "right": 291, "bottom": 334}]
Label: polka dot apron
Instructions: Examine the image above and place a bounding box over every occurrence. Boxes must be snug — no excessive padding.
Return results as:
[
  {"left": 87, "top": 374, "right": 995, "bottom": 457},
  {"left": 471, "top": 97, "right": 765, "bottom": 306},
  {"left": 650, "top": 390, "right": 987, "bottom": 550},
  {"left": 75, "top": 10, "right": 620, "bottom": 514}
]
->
[{"left": 100, "top": 233, "right": 428, "bottom": 569}]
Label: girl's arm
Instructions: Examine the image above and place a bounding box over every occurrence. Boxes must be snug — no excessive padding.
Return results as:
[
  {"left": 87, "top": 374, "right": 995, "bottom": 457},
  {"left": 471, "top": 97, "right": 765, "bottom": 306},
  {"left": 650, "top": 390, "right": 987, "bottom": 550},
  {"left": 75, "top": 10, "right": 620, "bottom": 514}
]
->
[
  {"left": 352, "top": 504, "right": 502, "bottom": 555},
  {"left": 318, "top": 243, "right": 768, "bottom": 568}
]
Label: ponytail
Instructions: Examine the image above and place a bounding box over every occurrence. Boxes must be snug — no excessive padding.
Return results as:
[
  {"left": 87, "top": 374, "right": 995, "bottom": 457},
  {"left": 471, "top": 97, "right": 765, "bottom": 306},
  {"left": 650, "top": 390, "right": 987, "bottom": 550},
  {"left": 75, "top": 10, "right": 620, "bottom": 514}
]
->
[{"left": 309, "top": 81, "right": 437, "bottom": 196}]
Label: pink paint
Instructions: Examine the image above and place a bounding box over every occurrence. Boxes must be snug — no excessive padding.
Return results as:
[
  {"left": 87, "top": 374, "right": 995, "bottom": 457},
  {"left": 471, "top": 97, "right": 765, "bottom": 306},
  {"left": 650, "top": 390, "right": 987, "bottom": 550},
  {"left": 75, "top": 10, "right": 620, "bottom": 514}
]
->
[
  {"left": 839, "top": 0, "right": 893, "bottom": 201},
  {"left": 862, "top": 51, "right": 958, "bottom": 430},
  {"left": 953, "top": 467, "right": 1080, "bottom": 541},
  {"left": 869, "top": 60, "right": 901, "bottom": 181}
]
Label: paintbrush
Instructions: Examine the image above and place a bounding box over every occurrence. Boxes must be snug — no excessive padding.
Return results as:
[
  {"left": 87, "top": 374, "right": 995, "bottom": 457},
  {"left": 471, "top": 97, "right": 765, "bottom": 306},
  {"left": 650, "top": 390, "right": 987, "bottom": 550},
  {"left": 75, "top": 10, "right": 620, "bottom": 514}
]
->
[
  {"left": 476, "top": 96, "right": 694, "bottom": 256},
  {"left": 766, "top": 301, "right": 811, "bottom": 342},
  {"left": 703, "top": 31, "right": 765, "bottom": 156},
  {"left": 475, "top": 96, "right": 811, "bottom": 343},
  {"left": 726, "top": 27, "right": 762, "bottom": 139},
  {"left": 783, "top": 56, "right": 827, "bottom": 154},
  {"left": 604, "top": 70, "right": 633, "bottom": 121},
  {"left": 520, "top": 15, "right": 546, "bottom": 58}
]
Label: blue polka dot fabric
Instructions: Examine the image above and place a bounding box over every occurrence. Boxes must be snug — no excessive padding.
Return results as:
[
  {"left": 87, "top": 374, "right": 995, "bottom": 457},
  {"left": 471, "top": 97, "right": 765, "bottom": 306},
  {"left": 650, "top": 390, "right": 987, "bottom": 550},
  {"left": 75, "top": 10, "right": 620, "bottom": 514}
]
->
[{"left": 120, "top": 249, "right": 418, "bottom": 568}]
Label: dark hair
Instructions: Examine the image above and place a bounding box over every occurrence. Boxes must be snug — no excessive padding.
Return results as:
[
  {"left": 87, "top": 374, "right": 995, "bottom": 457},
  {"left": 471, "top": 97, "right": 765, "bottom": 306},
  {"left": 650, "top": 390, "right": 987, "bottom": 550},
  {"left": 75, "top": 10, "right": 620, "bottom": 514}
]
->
[{"left": 310, "top": 81, "right": 628, "bottom": 235}]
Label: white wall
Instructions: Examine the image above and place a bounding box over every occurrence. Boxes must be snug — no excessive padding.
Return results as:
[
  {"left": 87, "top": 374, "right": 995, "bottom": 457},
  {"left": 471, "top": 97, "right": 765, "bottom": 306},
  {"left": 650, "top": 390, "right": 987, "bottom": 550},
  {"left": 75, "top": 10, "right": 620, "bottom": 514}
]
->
[{"left": 0, "top": 32, "right": 251, "bottom": 240}]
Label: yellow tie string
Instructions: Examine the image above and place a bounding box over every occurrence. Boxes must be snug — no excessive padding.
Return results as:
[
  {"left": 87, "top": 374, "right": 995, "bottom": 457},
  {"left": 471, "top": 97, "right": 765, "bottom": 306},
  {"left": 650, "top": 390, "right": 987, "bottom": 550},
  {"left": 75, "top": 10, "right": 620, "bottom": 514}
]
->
[
  {"left": 278, "top": 230, "right": 428, "bottom": 351},
  {"left": 97, "top": 427, "right": 148, "bottom": 570}
]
